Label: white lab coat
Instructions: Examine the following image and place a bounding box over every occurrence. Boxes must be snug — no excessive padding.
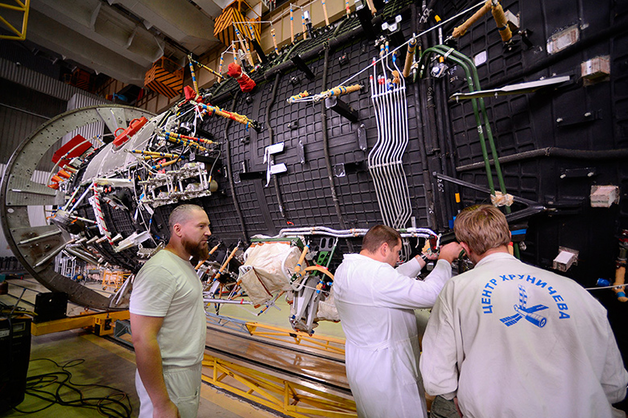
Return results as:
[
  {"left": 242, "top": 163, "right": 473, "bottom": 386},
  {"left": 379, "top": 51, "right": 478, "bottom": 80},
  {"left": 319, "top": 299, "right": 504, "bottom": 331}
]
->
[
  {"left": 334, "top": 254, "right": 453, "bottom": 418},
  {"left": 420, "top": 252, "right": 628, "bottom": 418}
]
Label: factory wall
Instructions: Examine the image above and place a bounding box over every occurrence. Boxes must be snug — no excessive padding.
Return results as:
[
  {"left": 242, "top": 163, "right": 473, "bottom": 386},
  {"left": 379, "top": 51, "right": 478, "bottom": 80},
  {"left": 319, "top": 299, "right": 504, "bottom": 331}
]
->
[
  {"left": 134, "top": 0, "right": 626, "bottom": 359},
  {"left": 185, "top": 0, "right": 626, "bottom": 275},
  {"left": 1, "top": 0, "right": 627, "bottom": 365}
]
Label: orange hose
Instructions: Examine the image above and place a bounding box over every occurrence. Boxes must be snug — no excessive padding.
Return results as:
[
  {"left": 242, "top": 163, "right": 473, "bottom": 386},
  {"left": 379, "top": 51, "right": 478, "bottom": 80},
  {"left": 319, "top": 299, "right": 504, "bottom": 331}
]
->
[
  {"left": 215, "top": 245, "right": 239, "bottom": 280},
  {"left": 452, "top": 0, "right": 491, "bottom": 38},
  {"left": 403, "top": 39, "right": 416, "bottom": 78},
  {"left": 491, "top": 2, "right": 512, "bottom": 42},
  {"left": 294, "top": 245, "right": 309, "bottom": 275},
  {"left": 613, "top": 266, "right": 627, "bottom": 302}
]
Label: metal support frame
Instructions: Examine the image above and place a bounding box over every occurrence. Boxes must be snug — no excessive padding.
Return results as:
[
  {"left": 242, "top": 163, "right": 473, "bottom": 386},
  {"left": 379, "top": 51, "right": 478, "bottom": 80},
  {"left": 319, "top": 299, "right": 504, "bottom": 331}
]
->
[
  {"left": 0, "top": 0, "right": 30, "bottom": 41},
  {"left": 433, "top": 172, "right": 546, "bottom": 222},
  {"left": 30, "top": 310, "right": 130, "bottom": 336},
  {"left": 245, "top": 322, "right": 345, "bottom": 356},
  {"left": 202, "top": 354, "right": 356, "bottom": 418},
  {"left": 206, "top": 312, "right": 251, "bottom": 334},
  {"left": 0, "top": 105, "right": 153, "bottom": 310}
]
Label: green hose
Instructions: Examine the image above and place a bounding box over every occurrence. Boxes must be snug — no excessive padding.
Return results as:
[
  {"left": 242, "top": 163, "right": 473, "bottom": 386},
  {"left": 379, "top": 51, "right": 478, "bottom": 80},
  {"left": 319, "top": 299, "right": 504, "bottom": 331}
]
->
[
  {"left": 419, "top": 47, "right": 496, "bottom": 194},
  {"left": 418, "top": 46, "right": 520, "bottom": 258},
  {"left": 434, "top": 46, "right": 510, "bottom": 209}
]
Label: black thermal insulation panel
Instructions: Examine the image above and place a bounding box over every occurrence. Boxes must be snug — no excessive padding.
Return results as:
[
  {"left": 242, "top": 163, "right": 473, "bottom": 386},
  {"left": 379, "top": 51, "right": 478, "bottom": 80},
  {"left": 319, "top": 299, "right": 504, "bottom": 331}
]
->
[{"left": 183, "top": 0, "right": 628, "bottom": 372}]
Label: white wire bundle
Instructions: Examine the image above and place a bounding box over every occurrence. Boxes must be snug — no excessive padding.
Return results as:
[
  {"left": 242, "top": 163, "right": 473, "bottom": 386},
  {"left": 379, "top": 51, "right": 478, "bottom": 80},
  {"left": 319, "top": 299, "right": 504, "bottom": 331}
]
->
[
  {"left": 286, "top": 84, "right": 363, "bottom": 104},
  {"left": 367, "top": 45, "right": 412, "bottom": 229}
]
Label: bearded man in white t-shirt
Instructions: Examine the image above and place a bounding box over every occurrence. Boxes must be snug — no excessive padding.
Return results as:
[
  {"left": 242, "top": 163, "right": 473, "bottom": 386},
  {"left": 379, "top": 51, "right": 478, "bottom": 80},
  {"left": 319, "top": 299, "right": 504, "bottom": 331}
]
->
[{"left": 130, "top": 204, "right": 211, "bottom": 418}]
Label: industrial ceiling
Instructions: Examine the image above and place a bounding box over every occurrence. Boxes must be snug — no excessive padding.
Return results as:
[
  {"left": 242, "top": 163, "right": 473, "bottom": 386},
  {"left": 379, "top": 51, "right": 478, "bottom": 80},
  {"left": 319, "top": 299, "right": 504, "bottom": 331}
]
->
[{"left": 2, "top": 0, "right": 263, "bottom": 85}]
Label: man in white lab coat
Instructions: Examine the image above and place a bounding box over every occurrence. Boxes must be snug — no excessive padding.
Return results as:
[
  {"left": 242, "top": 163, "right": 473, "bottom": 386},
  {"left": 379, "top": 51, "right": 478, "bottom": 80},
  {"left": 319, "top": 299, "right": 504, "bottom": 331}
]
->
[
  {"left": 334, "top": 225, "right": 462, "bottom": 418},
  {"left": 420, "top": 205, "right": 628, "bottom": 418}
]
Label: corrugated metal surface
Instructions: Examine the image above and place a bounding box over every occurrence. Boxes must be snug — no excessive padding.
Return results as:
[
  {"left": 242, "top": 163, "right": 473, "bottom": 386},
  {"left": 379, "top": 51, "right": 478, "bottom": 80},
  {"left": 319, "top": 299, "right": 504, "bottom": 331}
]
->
[
  {"left": 62, "top": 93, "right": 108, "bottom": 148},
  {"left": 0, "top": 105, "right": 48, "bottom": 165},
  {"left": 0, "top": 57, "right": 109, "bottom": 103}
]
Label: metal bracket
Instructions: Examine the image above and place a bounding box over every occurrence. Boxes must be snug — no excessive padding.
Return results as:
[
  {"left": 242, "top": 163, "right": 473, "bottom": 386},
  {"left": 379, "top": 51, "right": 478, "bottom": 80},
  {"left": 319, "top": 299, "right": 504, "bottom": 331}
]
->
[
  {"left": 356, "top": 4, "right": 375, "bottom": 39},
  {"left": 297, "top": 140, "right": 306, "bottom": 164},
  {"left": 264, "top": 142, "right": 287, "bottom": 186},
  {"left": 553, "top": 247, "right": 579, "bottom": 272},
  {"left": 356, "top": 123, "right": 367, "bottom": 151},
  {"left": 556, "top": 110, "right": 601, "bottom": 128},
  {"left": 325, "top": 96, "right": 359, "bottom": 123},
  {"left": 291, "top": 54, "right": 315, "bottom": 80},
  {"left": 559, "top": 167, "right": 596, "bottom": 179},
  {"left": 449, "top": 75, "right": 571, "bottom": 101}
]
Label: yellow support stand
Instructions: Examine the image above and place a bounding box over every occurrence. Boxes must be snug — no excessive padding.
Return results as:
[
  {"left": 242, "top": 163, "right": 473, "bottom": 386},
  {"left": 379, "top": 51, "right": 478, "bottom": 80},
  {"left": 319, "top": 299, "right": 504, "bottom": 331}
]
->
[
  {"left": 202, "top": 354, "right": 357, "bottom": 418},
  {"left": 0, "top": 0, "right": 30, "bottom": 40},
  {"left": 31, "top": 310, "right": 130, "bottom": 336},
  {"left": 102, "top": 269, "right": 129, "bottom": 292}
]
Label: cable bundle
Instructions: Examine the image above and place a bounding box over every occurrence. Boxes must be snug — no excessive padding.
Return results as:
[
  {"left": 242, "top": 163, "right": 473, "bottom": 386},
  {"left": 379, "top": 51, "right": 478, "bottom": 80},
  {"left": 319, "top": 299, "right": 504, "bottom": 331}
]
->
[{"left": 12, "top": 358, "right": 132, "bottom": 418}]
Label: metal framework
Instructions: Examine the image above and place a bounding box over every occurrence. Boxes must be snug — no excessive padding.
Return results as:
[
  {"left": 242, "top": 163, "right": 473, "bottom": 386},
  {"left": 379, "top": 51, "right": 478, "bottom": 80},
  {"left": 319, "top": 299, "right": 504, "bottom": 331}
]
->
[
  {"left": 245, "top": 323, "right": 345, "bottom": 356},
  {"left": 0, "top": 0, "right": 30, "bottom": 41},
  {"left": 202, "top": 354, "right": 357, "bottom": 418},
  {"left": 0, "top": 105, "right": 154, "bottom": 309}
]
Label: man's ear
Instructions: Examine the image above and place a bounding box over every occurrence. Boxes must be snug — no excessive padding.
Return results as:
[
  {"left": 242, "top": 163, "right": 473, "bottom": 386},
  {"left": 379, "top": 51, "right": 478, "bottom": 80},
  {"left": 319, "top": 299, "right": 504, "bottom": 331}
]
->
[
  {"left": 379, "top": 242, "right": 389, "bottom": 257},
  {"left": 460, "top": 242, "right": 471, "bottom": 257},
  {"left": 172, "top": 223, "right": 183, "bottom": 238}
]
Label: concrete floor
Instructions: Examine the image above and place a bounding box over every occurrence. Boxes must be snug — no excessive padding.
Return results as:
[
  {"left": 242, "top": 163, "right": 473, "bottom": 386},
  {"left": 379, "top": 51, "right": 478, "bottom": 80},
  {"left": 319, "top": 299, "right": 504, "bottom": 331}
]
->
[
  {"left": 0, "top": 272, "right": 432, "bottom": 418},
  {"left": 1, "top": 278, "right": 286, "bottom": 418},
  {"left": 1, "top": 327, "right": 285, "bottom": 418}
]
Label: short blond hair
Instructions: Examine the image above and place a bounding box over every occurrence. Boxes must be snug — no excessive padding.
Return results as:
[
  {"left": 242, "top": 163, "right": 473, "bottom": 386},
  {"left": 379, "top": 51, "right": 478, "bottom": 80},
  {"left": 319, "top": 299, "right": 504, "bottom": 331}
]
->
[{"left": 454, "top": 205, "right": 510, "bottom": 255}]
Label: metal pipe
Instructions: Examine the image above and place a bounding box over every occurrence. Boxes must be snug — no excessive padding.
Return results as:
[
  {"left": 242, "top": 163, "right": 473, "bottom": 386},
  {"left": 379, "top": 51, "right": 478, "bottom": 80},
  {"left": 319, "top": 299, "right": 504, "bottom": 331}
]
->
[
  {"left": 65, "top": 247, "right": 100, "bottom": 266},
  {"left": 456, "top": 147, "right": 628, "bottom": 171},
  {"left": 18, "top": 229, "right": 62, "bottom": 245},
  {"left": 420, "top": 47, "right": 495, "bottom": 194},
  {"left": 276, "top": 226, "right": 438, "bottom": 239},
  {"left": 442, "top": 48, "right": 519, "bottom": 256},
  {"left": 435, "top": 46, "right": 509, "bottom": 199}
]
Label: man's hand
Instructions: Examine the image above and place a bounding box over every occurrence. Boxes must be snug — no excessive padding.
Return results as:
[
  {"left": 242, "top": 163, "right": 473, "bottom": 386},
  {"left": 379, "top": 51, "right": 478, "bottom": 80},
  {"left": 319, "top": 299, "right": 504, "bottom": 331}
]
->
[
  {"left": 438, "top": 242, "right": 464, "bottom": 264},
  {"left": 153, "top": 399, "right": 180, "bottom": 418}
]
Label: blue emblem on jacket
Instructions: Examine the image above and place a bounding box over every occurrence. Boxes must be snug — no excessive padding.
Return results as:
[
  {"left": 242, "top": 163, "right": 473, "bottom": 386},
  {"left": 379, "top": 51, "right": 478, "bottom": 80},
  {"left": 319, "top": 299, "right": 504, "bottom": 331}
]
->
[{"left": 500, "top": 285, "right": 548, "bottom": 328}]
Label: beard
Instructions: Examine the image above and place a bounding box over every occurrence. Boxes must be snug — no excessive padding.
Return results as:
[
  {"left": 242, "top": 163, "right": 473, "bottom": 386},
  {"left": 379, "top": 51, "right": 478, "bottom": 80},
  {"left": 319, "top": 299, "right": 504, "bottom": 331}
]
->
[{"left": 183, "top": 237, "right": 210, "bottom": 261}]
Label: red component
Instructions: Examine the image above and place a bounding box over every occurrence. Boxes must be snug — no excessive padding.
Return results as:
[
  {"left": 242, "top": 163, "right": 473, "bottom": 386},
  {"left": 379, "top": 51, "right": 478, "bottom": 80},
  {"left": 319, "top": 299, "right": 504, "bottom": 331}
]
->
[
  {"left": 52, "top": 134, "right": 92, "bottom": 167},
  {"left": 184, "top": 85, "right": 197, "bottom": 100},
  {"left": 227, "top": 62, "right": 256, "bottom": 92},
  {"left": 57, "top": 169, "right": 71, "bottom": 179},
  {"left": 113, "top": 117, "right": 149, "bottom": 148},
  {"left": 47, "top": 183, "right": 59, "bottom": 190}
]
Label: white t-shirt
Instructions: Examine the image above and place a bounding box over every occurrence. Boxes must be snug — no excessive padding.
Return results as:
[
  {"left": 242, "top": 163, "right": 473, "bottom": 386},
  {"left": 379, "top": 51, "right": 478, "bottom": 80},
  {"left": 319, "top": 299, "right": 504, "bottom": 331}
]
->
[{"left": 130, "top": 250, "right": 206, "bottom": 367}]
